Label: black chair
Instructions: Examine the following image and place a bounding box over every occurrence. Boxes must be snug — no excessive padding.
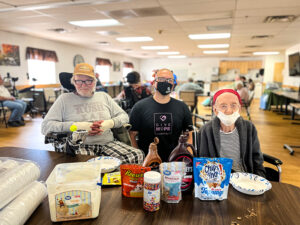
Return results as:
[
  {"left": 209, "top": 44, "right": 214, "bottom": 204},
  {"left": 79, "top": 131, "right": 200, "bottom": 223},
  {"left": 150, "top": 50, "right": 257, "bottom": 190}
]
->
[{"left": 0, "top": 101, "right": 9, "bottom": 128}]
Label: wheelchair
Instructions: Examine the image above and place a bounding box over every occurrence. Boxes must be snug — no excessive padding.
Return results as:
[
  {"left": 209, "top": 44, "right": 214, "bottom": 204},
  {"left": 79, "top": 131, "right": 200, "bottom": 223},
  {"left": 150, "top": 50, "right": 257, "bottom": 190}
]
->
[{"left": 44, "top": 72, "right": 132, "bottom": 156}]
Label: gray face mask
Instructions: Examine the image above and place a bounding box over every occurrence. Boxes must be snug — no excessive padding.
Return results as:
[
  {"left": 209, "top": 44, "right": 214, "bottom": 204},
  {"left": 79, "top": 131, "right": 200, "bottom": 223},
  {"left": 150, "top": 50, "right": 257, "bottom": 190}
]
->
[{"left": 156, "top": 82, "right": 173, "bottom": 95}]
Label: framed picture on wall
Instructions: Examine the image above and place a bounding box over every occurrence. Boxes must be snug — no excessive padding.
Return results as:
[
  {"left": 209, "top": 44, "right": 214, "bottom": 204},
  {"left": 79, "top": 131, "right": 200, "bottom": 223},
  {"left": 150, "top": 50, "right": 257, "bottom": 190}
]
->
[
  {"left": 0, "top": 43, "right": 20, "bottom": 66},
  {"left": 113, "top": 61, "right": 120, "bottom": 72}
]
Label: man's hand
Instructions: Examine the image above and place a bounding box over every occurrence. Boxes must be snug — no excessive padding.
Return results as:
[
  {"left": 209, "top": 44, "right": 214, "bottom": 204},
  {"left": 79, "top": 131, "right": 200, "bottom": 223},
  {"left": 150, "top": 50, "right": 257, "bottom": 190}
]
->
[
  {"left": 8, "top": 96, "right": 15, "bottom": 101},
  {"left": 89, "top": 120, "right": 114, "bottom": 136}
]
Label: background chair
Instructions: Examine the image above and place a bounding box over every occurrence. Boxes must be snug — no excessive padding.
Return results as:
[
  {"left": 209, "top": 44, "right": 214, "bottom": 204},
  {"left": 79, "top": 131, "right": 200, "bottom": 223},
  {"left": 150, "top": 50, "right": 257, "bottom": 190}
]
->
[
  {"left": 179, "top": 90, "right": 198, "bottom": 113},
  {"left": 242, "top": 90, "right": 255, "bottom": 120},
  {"left": 0, "top": 101, "right": 9, "bottom": 128},
  {"left": 43, "top": 88, "right": 56, "bottom": 112}
]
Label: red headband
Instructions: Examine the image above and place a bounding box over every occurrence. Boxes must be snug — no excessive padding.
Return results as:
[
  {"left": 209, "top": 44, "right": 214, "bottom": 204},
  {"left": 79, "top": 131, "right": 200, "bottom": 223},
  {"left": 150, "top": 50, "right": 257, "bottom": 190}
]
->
[{"left": 213, "top": 89, "right": 242, "bottom": 105}]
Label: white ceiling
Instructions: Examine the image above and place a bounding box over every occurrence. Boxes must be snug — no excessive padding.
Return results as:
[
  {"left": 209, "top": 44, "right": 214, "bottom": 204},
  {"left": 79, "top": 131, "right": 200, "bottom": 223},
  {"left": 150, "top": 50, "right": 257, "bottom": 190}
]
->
[{"left": 0, "top": 0, "right": 299, "bottom": 59}]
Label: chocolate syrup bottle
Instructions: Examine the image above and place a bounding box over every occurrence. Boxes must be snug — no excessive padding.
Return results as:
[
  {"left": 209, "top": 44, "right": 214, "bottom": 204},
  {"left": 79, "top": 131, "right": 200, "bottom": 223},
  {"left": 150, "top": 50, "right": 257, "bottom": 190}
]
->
[
  {"left": 142, "top": 137, "right": 162, "bottom": 171},
  {"left": 168, "top": 132, "right": 196, "bottom": 194}
]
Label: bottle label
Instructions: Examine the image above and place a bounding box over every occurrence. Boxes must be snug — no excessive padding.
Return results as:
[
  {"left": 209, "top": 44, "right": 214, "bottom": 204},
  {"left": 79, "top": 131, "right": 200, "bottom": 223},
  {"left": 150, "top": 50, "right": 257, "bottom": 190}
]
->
[
  {"left": 143, "top": 182, "right": 160, "bottom": 212},
  {"left": 55, "top": 190, "right": 92, "bottom": 220},
  {"left": 174, "top": 155, "right": 193, "bottom": 191}
]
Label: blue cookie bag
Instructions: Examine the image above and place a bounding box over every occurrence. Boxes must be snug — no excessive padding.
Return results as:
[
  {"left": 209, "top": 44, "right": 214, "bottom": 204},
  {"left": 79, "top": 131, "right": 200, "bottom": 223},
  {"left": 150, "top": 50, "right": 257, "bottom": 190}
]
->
[{"left": 194, "top": 158, "right": 233, "bottom": 200}]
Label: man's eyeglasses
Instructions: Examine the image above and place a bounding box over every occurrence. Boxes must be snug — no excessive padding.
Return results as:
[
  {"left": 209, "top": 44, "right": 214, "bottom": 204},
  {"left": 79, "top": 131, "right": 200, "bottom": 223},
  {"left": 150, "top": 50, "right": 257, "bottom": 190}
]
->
[
  {"left": 155, "top": 77, "right": 174, "bottom": 83},
  {"left": 74, "top": 80, "right": 94, "bottom": 85},
  {"left": 216, "top": 103, "right": 239, "bottom": 111}
]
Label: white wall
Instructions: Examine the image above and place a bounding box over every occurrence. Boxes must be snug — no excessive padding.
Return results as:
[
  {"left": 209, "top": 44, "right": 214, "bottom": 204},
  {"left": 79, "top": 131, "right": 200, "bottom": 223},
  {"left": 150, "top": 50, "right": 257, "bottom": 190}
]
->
[
  {"left": 0, "top": 30, "right": 140, "bottom": 85},
  {"left": 284, "top": 43, "right": 300, "bottom": 87},
  {"left": 263, "top": 54, "right": 285, "bottom": 84}
]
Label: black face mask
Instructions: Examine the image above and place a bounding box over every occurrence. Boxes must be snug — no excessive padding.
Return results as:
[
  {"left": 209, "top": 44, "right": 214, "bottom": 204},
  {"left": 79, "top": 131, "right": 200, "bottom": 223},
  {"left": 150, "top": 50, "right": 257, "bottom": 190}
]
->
[{"left": 156, "top": 82, "right": 173, "bottom": 95}]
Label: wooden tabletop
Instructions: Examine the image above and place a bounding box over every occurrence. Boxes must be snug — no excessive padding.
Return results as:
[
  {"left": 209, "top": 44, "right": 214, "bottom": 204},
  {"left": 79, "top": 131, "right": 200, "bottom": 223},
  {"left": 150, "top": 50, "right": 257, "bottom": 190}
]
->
[{"left": 1, "top": 147, "right": 300, "bottom": 225}]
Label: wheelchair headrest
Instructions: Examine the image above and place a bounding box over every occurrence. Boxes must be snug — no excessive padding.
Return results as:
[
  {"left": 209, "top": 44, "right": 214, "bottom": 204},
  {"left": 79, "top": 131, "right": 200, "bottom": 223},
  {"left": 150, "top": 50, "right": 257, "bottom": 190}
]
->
[{"left": 59, "top": 72, "right": 75, "bottom": 92}]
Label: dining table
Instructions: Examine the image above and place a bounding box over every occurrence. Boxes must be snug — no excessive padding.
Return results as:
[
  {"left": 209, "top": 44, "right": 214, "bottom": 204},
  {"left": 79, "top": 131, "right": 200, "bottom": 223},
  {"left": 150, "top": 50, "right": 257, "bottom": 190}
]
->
[{"left": 0, "top": 147, "right": 299, "bottom": 225}]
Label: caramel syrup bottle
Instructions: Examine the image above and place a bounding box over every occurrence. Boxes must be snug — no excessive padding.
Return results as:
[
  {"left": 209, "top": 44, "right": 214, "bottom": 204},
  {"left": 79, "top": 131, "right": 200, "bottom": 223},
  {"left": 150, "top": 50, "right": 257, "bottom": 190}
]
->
[
  {"left": 168, "top": 132, "right": 196, "bottom": 194},
  {"left": 142, "top": 137, "right": 162, "bottom": 171}
]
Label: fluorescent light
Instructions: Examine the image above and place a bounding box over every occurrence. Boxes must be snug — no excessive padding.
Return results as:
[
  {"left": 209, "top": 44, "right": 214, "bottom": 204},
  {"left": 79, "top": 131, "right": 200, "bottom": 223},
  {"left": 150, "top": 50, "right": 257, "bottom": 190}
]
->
[
  {"left": 168, "top": 55, "right": 187, "bottom": 59},
  {"left": 189, "top": 33, "right": 231, "bottom": 40},
  {"left": 198, "top": 44, "right": 229, "bottom": 49},
  {"left": 141, "top": 46, "right": 169, "bottom": 50},
  {"left": 203, "top": 50, "right": 228, "bottom": 54},
  {"left": 253, "top": 51, "right": 280, "bottom": 55},
  {"left": 69, "top": 19, "right": 121, "bottom": 27},
  {"left": 157, "top": 51, "right": 179, "bottom": 55},
  {"left": 116, "top": 37, "right": 153, "bottom": 42}
]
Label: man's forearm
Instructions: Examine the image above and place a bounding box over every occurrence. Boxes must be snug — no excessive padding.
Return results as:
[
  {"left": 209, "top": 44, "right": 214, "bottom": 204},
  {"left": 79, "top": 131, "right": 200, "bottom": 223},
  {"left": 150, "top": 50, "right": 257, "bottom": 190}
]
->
[{"left": 129, "top": 131, "right": 139, "bottom": 149}]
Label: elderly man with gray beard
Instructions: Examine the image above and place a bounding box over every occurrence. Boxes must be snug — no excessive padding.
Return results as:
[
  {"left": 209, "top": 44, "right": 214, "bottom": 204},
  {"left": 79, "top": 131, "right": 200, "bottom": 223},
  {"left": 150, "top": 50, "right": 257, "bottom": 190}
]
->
[{"left": 41, "top": 63, "right": 144, "bottom": 164}]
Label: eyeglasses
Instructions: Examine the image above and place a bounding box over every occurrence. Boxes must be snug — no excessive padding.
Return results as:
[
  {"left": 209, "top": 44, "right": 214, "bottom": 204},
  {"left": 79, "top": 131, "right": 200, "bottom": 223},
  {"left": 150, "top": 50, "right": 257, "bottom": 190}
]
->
[
  {"left": 74, "top": 80, "right": 94, "bottom": 85},
  {"left": 155, "top": 77, "right": 174, "bottom": 83},
  {"left": 216, "top": 103, "right": 239, "bottom": 111}
]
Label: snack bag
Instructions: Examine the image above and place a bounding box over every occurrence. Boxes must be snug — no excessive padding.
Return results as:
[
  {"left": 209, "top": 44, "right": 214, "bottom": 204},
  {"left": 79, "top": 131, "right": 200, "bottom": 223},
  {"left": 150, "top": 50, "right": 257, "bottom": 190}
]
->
[
  {"left": 102, "top": 172, "right": 121, "bottom": 185},
  {"left": 120, "top": 164, "right": 151, "bottom": 197},
  {"left": 194, "top": 158, "right": 233, "bottom": 200},
  {"left": 160, "top": 162, "right": 185, "bottom": 203}
]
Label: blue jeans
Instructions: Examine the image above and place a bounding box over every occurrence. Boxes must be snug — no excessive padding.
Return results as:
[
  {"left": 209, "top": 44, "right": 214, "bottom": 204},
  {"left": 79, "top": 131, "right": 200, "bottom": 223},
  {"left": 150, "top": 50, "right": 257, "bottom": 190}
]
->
[{"left": 3, "top": 100, "right": 27, "bottom": 122}]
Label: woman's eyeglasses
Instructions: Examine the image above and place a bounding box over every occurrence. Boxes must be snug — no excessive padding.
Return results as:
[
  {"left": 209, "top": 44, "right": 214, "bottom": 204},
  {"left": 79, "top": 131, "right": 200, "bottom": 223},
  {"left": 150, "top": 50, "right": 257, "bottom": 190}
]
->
[{"left": 74, "top": 80, "right": 94, "bottom": 85}]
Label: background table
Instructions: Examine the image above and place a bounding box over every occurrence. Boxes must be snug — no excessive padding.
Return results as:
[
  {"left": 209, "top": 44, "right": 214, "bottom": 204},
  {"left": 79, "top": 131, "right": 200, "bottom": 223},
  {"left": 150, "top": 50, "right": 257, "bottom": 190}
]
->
[{"left": 0, "top": 147, "right": 299, "bottom": 225}]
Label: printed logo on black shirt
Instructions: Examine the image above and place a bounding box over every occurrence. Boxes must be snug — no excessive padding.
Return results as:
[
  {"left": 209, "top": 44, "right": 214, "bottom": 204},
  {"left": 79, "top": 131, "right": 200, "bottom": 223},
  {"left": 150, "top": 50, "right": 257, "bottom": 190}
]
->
[{"left": 154, "top": 113, "right": 172, "bottom": 135}]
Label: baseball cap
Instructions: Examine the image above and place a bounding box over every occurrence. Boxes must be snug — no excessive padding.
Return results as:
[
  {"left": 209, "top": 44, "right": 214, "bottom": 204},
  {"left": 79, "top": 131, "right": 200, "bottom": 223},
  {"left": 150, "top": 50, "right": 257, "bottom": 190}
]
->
[{"left": 73, "top": 63, "right": 95, "bottom": 78}]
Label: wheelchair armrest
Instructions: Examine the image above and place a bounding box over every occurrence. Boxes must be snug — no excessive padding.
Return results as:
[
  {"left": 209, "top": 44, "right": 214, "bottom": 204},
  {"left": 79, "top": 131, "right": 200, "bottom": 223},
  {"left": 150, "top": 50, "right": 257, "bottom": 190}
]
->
[{"left": 263, "top": 153, "right": 283, "bottom": 166}]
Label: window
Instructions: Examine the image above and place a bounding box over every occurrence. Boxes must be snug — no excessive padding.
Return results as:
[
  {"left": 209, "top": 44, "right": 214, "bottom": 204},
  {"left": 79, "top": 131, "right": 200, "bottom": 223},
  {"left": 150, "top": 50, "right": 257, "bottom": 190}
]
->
[
  {"left": 95, "top": 65, "right": 110, "bottom": 83},
  {"left": 27, "top": 59, "right": 56, "bottom": 85},
  {"left": 123, "top": 67, "right": 133, "bottom": 79}
]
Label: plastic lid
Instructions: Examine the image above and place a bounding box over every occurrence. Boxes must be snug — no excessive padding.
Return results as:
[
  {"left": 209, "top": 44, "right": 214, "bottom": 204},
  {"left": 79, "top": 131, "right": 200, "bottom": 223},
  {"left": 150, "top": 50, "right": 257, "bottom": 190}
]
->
[{"left": 144, "top": 171, "right": 161, "bottom": 183}]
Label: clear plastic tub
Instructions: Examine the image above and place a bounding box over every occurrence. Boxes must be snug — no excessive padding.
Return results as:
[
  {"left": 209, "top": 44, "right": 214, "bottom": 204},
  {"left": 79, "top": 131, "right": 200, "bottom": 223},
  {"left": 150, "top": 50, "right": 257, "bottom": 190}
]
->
[{"left": 46, "top": 162, "right": 102, "bottom": 222}]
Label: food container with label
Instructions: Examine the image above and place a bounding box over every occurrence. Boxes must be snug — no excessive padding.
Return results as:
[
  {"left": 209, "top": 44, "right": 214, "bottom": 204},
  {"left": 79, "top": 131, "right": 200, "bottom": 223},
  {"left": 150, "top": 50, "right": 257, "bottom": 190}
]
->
[{"left": 46, "top": 162, "right": 102, "bottom": 222}]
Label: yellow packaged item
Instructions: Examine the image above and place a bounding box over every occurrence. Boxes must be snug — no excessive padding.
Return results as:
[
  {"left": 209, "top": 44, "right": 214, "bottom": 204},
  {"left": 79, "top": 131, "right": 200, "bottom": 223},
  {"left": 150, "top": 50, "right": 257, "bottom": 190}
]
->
[{"left": 102, "top": 172, "right": 121, "bottom": 185}]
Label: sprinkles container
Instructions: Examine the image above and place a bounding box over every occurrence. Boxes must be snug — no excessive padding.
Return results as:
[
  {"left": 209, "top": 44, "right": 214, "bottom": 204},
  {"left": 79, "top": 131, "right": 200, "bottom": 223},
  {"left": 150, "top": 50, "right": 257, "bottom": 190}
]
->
[{"left": 143, "top": 171, "right": 161, "bottom": 212}]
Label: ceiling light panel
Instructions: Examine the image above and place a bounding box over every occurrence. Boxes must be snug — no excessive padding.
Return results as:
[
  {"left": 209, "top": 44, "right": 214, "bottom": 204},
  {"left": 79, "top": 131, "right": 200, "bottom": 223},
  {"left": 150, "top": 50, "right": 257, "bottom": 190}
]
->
[
  {"left": 168, "top": 55, "right": 187, "bottom": 59},
  {"left": 203, "top": 50, "right": 228, "bottom": 54},
  {"left": 141, "top": 46, "right": 169, "bottom": 50},
  {"left": 198, "top": 44, "right": 229, "bottom": 49},
  {"left": 116, "top": 36, "right": 153, "bottom": 42},
  {"left": 189, "top": 33, "right": 231, "bottom": 40},
  {"left": 69, "top": 19, "right": 122, "bottom": 27},
  {"left": 253, "top": 52, "right": 280, "bottom": 55}
]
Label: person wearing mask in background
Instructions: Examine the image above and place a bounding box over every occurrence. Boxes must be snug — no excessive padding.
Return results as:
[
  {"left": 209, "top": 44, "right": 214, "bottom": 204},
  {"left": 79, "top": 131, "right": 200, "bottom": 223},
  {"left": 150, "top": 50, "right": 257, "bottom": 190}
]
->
[
  {"left": 129, "top": 68, "right": 193, "bottom": 162},
  {"left": 116, "top": 71, "right": 151, "bottom": 113},
  {"left": 236, "top": 80, "right": 249, "bottom": 104},
  {"left": 41, "top": 63, "right": 144, "bottom": 164},
  {"left": 197, "top": 89, "right": 265, "bottom": 177},
  {"left": 240, "top": 76, "right": 247, "bottom": 87},
  {"left": 176, "top": 77, "right": 204, "bottom": 94},
  {"left": 248, "top": 78, "right": 255, "bottom": 91},
  {"left": 0, "top": 74, "right": 26, "bottom": 127}
]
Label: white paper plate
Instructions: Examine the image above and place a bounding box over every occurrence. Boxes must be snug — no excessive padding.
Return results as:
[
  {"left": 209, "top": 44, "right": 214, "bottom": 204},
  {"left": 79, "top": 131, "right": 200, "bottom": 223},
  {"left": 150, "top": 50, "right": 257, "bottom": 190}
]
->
[
  {"left": 87, "top": 156, "right": 121, "bottom": 173},
  {"left": 230, "top": 172, "right": 272, "bottom": 195}
]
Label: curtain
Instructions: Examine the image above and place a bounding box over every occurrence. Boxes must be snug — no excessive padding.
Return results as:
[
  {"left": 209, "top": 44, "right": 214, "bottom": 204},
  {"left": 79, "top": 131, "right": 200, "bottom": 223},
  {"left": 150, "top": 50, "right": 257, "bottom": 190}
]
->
[
  {"left": 123, "top": 62, "right": 134, "bottom": 68},
  {"left": 25, "top": 47, "right": 58, "bottom": 62},
  {"left": 95, "top": 58, "right": 112, "bottom": 66}
]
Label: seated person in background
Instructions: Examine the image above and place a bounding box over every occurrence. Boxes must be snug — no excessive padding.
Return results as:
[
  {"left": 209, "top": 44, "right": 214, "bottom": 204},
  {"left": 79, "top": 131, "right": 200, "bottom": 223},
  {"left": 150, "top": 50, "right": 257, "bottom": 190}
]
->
[
  {"left": 116, "top": 71, "right": 151, "bottom": 111},
  {"left": 129, "top": 68, "right": 193, "bottom": 162},
  {"left": 248, "top": 78, "right": 255, "bottom": 91},
  {"left": 0, "top": 74, "right": 26, "bottom": 127},
  {"left": 197, "top": 89, "right": 266, "bottom": 177},
  {"left": 41, "top": 63, "right": 144, "bottom": 164},
  {"left": 176, "top": 77, "right": 204, "bottom": 94},
  {"left": 95, "top": 73, "right": 107, "bottom": 93},
  {"left": 240, "top": 75, "right": 247, "bottom": 87},
  {"left": 236, "top": 81, "right": 249, "bottom": 103}
]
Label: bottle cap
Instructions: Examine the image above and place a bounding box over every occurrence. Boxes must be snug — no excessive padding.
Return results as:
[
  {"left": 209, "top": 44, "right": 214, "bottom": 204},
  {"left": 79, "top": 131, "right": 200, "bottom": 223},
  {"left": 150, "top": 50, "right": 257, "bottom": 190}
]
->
[
  {"left": 144, "top": 171, "right": 161, "bottom": 183},
  {"left": 70, "top": 125, "right": 78, "bottom": 132}
]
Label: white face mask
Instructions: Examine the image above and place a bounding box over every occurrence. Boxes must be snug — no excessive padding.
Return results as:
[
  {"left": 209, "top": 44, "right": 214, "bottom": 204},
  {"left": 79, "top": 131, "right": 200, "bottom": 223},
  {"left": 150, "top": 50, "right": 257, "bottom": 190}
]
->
[{"left": 217, "top": 111, "right": 240, "bottom": 126}]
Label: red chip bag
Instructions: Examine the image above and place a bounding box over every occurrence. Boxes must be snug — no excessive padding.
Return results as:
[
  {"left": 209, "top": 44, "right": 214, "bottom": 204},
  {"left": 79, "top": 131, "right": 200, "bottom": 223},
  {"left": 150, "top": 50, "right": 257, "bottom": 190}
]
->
[{"left": 120, "top": 164, "right": 151, "bottom": 198}]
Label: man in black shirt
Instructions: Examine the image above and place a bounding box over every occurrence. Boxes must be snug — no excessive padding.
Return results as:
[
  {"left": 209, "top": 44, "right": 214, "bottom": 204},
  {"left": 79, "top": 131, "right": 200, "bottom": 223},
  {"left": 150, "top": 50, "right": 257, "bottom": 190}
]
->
[{"left": 129, "top": 69, "right": 193, "bottom": 161}]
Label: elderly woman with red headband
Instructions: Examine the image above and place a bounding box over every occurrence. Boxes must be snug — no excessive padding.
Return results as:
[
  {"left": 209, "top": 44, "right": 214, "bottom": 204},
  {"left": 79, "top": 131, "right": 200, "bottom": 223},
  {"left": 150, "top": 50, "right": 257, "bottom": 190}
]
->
[{"left": 197, "top": 89, "right": 266, "bottom": 177}]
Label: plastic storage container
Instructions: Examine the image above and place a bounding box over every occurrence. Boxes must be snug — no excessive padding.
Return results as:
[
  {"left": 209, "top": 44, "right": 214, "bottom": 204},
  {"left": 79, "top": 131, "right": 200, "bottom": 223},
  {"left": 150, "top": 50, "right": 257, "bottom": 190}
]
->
[{"left": 46, "top": 162, "right": 102, "bottom": 222}]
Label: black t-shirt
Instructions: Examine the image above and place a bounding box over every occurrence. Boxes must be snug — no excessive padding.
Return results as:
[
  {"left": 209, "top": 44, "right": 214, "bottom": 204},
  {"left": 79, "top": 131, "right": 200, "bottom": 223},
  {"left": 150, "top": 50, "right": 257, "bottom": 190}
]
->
[{"left": 130, "top": 96, "right": 193, "bottom": 162}]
